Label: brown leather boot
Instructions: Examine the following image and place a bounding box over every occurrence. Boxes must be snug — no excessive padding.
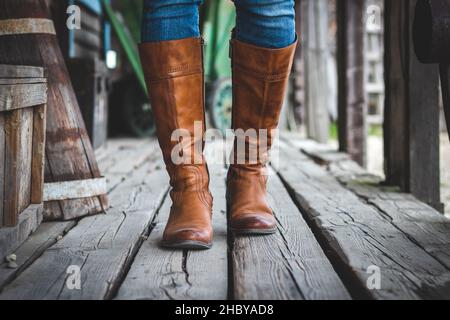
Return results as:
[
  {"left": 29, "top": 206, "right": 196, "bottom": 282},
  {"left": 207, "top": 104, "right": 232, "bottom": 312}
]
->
[
  {"left": 139, "top": 38, "right": 213, "bottom": 249},
  {"left": 227, "top": 39, "right": 297, "bottom": 235}
]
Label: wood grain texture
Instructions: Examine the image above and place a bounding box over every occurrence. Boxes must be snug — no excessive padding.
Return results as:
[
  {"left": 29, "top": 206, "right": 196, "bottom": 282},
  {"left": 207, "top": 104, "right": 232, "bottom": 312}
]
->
[
  {"left": 0, "top": 204, "right": 43, "bottom": 263},
  {"left": 0, "top": 64, "right": 44, "bottom": 78},
  {"left": 329, "top": 160, "right": 450, "bottom": 269},
  {"left": 284, "top": 136, "right": 450, "bottom": 271},
  {"left": 440, "top": 64, "right": 450, "bottom": 141},
  {"left": 98, "top": 139, "right": 159, "bottom": 193},
  {"left": 336, "top": 0, "right": 366, "bottom": 166},
  {"left": 301, "top": 0, "right": 330, "bottom": 143},
  {"left": 114, "top": 198, "right": 186, "bottom": 300},
  {"left": 272, "top": 142, "right": 450, "bottom": 300},
  {"left": 232, "top": 167, "right": 350, "bottom": 300},
  {"left": 0, "top": 77, "right": 46, "bottom": 85},
  {"left": 0, "top": 220, "right": 75, "bottom": 290},
  {"left": 43, "top": 177, "right": 107, "bottom": 201},
  {"left": 0, "top": 0, "right": 107, "bottom": 220},
  {"left": 0, "top": 114, "right": 5, "bottom": 224},
  {"left": 0, "top": 158, "right": 168, "bottom": 300},
  {"left": 17, "top": 107, "right": 33, "bottom": 214},
  {"left": 3, "top": 109, "right": 21, "bottom": 226},
  {"left": 116, "top": 145, "right": 228, "bottom": 300},
  {"left": 384, "top": 0, "right": 441, "bottom": 211},
  {"left": 31, "top": 104, "right": 46, "bottom": 203},
  {"left": 0, "top": 83, "right": 47, "bottom": 111}
]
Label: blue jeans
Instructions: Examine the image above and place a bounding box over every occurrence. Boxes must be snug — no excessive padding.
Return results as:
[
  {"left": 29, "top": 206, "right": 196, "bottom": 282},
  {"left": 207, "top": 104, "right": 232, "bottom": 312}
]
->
[{"left": 141, "top": 0, "right": 296, "bottom": 49}]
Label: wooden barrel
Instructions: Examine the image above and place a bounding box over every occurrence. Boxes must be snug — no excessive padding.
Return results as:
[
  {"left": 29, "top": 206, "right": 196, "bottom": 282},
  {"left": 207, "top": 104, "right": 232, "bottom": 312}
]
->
[{"left": 0, "top": 0, "right": 108, "bottom": 220}]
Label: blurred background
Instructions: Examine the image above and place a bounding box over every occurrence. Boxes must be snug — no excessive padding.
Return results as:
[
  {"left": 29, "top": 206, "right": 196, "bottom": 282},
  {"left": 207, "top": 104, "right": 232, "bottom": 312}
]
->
[{"left": 48, "top": 0, "right": 449, "bottom": 213}]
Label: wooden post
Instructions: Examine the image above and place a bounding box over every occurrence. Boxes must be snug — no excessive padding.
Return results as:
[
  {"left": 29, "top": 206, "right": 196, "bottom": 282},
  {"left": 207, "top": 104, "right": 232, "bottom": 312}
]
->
[
  {"left": 384, "top": 0, "right": 442, "bottom": 211},
  {"left": 292, "top": 0, "right": 304, "bottom": 126},
  {"left": 441, "top": 64, "right": 450, "bottom": 141},
  {"left": 3, "top": 109, "right": 21, "bottom": 226},
  {"left": 302, "top": 0, "right": 330, "bottom": 143},
  {"left": 337, "top": 0, "right": 366, "bottom": 167}
]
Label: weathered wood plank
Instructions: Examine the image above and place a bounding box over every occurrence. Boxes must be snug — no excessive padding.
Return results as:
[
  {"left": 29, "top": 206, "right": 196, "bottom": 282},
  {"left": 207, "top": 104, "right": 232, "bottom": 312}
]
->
[
  {"left": 184, "top": 164, "right": 228, "bottom": 300},
  {"left": 0, "top": 114, "right": 5, "bottom": 224},
  {"left": 43, "top": 177, "right": 107, "bottom": 202},
  {"left": 272, "top": 142, "right": 450, "bottom": 299},
  {"left": 232, "top": 167, "right": 350, "bottom": 300},
  {"left": 284, "top": 136, "right": 450, "bottom": 270},
  {"left": 96, "top": 139, "right": 150, "bottom": 170},
  {"left": 116, "top": 143, "right": 228, "bottom": 300},
  {"left": 0, "top": 221, "right": 75, "bottom": 290},
  {"left": 440, "top": 64, "right": 450, "bottom": 141},
  {"left": 0, "top": 78, "right": 46, "bottom": 85},
  {"left": 302, "top": 0, "right": 330, "bottom": 143},
  {"left": 336, "top": 0, "right": 366, "bottom": 166},
  {"left": 0, "top": 204, "right": 43, "bottom": 263},
  {"left": 31, "top": 104, "right": 46, "bottom": 204},
  {"left": 98, "top": 139, "right": 160, "bottom": 193},
  {"left": 0, "top": 160, "right": 168, "bottom": 300},
  {"left": 384, "top": 0, "right": 441, "bottom": 211},
  {"left": 281, "top": 134, "right": 350, "bottom": 165},
  {"left": 0, "top": 0, "right": 107, "bottom": 220},
  {"left": 114, "top": 198, "right": 185, "bottom": 300},
  {"left": 0, "top": 64, "right": 44, "bottom": 78},
  {"left": 329, "top": 160, "right": 450, "bottom": 268},
  {"left": 3, "top": 109, "right": 21, "bottom": 226},
  {"left": 0, "top": 83, "right": 47, "bottom": 111},
  {"left": 17, "top": 107, "right": 33, "bottom": 214}
]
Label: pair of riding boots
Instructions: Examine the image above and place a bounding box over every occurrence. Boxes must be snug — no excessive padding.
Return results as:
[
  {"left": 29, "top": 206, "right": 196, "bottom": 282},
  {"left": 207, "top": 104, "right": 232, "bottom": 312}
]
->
[{"left": 139, "top": 37, "right": 296, "bottom": 249}]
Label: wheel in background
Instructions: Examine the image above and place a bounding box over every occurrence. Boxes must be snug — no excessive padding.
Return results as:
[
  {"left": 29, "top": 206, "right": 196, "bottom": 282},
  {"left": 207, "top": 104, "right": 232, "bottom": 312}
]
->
[
  {"left": 208, "top": 77, "right": 233, "bottom": 135},
  {"left": 110, "top": 77, "right": 156, "bottom": 137}
]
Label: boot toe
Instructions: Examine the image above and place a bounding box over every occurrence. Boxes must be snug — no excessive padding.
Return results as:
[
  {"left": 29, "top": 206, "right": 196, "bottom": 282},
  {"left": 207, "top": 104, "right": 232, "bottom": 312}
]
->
[
  {"left": 162, "top": 228, "right": 212, "bottom": 249},
  {"left": 231, "top": 213, "right": 277, "bottom": 234}
]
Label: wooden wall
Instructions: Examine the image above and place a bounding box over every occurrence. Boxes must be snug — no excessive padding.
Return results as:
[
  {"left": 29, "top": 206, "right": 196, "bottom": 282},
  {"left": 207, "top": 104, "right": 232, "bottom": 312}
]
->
[{"left": 384, "top": 0, "right": 442, "bottom": 211}]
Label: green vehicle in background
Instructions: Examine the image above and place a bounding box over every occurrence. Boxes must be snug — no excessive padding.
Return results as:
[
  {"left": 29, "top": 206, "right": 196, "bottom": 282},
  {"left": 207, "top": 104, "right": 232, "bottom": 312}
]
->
[{"left": 105, "top": 0, "right": 235, "bottom": 137}]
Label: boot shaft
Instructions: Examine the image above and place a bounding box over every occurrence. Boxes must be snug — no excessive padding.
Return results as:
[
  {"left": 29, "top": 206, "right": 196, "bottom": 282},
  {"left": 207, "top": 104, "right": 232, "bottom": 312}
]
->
[
  {"left": 230, "top": 39, "right": 297, "bottom": 166},
  {"left": 139, "top": 37, "right": 206, "bottom": 167}
]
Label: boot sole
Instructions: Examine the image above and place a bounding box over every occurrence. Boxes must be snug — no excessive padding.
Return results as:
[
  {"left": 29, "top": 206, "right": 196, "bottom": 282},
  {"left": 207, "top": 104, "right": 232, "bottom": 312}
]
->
[
  {"left": 231, "top": 227, "right": 278, "bottom": 236},
  {"left": 159, "top": 240, "right": 212, "bottom": 250}
]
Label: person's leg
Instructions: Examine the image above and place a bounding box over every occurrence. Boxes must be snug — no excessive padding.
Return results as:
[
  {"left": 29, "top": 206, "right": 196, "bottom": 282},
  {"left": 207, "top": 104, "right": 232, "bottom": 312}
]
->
[
  {"left": 234, "top": 0, "right": 296, "bottom": 48},
  {"left": 141, "top": 0, "right": 202, "bottom": 43},
  {"left": 140, "top": 1, "right": 213, "bottom": 250},
  {"left": 227, "top": 0, "right": 297, "bottom": 235}
]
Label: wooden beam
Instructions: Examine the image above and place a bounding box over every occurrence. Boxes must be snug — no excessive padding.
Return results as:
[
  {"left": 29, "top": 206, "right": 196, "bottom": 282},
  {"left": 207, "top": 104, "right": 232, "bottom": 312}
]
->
[
  {"left": 31, "top": 104, "right": 46, "bottom": 204},
  {"left": 384, "top": 0, "right": 442, "bottom": 211},
  {"left": 337, "top": 0, "right": 366, "bottom": 166},
  {"left": 440, "top": 64, "right": 450, "bottom": 141},
  {"left": 3, "top": 109, "right": 21, "bottom": 227}
]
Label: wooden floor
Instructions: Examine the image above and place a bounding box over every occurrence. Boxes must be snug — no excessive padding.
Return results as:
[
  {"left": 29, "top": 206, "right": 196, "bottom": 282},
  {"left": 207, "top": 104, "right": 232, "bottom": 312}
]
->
[{"left": 1, "top": 134, "right": 450, "bottom": 300}]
